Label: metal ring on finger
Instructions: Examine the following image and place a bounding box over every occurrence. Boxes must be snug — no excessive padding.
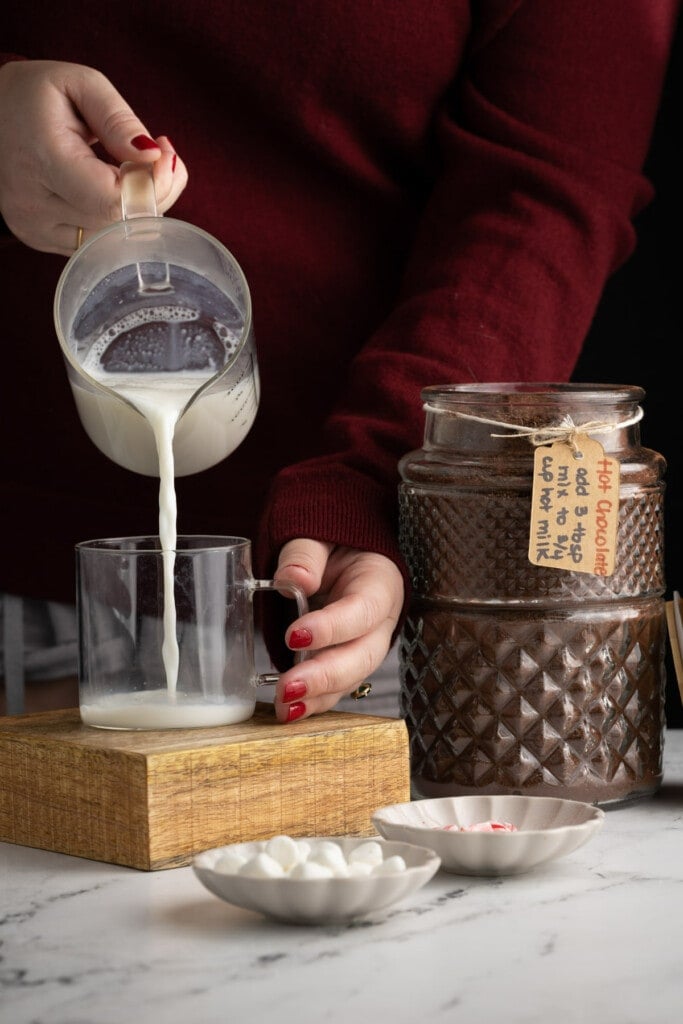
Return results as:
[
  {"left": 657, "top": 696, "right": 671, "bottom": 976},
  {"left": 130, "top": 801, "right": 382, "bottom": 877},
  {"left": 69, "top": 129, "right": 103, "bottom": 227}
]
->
[{"left": 350, "top": 682, "right": 372, "bottom": 700}]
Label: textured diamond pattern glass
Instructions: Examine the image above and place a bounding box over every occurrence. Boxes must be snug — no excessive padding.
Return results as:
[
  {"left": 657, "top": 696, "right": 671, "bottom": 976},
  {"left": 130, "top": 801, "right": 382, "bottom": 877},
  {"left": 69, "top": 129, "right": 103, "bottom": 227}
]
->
[{"left": 398, "top": 384, "right": 666, "bottom": 806}]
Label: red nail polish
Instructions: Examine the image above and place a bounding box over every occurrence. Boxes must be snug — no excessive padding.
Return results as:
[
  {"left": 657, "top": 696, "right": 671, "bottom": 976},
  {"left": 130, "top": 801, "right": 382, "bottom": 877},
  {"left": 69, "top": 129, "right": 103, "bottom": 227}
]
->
[
  {"left": 171, "top": 153, "right": 177, "bottom": 172},
  {"left": 131, "top": 134, "right": 160, "bottom": 151},
  {"left": 283, "top": 680, "right": 307, "bottom": 702},
  {"left": 289, "top": 628, "right": 312, "bottom": 650},
  {"left": 286, "top": 701, "right": 306, "bottom": 722}
]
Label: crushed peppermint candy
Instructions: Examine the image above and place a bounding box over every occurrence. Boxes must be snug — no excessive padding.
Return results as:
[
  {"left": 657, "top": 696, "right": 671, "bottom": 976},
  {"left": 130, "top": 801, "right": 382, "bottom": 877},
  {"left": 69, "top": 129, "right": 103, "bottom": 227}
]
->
[{"left": 441, "top": 820, "right": 518, "bottom": 833}]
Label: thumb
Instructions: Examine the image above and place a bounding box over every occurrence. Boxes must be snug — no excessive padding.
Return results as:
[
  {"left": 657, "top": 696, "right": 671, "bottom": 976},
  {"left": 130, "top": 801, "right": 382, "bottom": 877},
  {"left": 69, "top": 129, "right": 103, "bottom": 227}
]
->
[{"left": 274, "top": 539, "right": 333, "bottom": 596}]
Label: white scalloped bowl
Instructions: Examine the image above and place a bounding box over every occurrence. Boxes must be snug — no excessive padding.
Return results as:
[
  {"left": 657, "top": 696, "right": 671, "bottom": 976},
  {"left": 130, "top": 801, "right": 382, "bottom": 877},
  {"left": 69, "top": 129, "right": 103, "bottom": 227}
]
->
[
  {"left": 372, "top": 795, "right": 605, "bottom": 877},
  {"left": 193, "top": 836, "right": 441, "bottom": 924}
]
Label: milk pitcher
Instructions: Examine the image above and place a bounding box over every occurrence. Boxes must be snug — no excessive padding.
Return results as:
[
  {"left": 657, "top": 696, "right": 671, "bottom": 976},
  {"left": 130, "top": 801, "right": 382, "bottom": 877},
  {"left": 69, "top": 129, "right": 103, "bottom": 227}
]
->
[{"left": 54, "top": 163, "right": 259, "bottom": 476}]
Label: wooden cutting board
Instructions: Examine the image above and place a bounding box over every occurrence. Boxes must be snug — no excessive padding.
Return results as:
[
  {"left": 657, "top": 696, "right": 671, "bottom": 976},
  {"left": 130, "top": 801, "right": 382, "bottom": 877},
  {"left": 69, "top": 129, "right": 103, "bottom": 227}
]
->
[{"left": 0, "top": 703, "right": 410, "bottom": 871}]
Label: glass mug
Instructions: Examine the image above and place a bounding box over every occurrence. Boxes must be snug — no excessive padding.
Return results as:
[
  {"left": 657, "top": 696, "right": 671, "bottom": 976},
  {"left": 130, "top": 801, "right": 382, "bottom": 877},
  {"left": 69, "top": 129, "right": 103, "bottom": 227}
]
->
[
  {"left": 54, "top": 163, "right": 259, "bottom": 477},
  {"left": 76, "top": 536, "right": 307, "bottom": 730}
]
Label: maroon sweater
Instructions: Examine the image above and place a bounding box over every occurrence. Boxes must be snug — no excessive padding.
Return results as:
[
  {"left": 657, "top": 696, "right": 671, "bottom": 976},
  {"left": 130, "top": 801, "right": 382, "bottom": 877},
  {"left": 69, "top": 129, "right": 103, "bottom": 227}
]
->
[{"left": 0, "top": 2, "right": 678, "bottom": 626}]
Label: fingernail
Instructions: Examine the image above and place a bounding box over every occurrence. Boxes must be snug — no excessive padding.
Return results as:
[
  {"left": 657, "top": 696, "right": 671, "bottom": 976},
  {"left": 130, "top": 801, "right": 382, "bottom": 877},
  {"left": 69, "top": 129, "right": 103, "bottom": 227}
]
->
[
  {"left": 286, "top": 701, "right": 306, "bottom": 723},
  {"left": 131, "top": 134, "right": 160, "bottom": 151},
  {"left": 283, "top": 680, "right": 307, "bottom": 702},
  {"left": 289, "top": 628, "right": 313, "bottom": 650},
  {"left": 162, "top": 136, "right": 178, "bottom": 172}
]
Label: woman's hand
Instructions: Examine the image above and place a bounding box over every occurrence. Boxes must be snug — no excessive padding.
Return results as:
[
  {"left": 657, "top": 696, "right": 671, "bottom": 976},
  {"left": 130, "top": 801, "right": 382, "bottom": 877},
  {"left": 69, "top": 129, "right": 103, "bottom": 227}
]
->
[
  {"left": 0, "top": 59, "right": 187, "bottom": 255},
  {"left": 272, "top": 539, "right": 405, "bottom": 722}
]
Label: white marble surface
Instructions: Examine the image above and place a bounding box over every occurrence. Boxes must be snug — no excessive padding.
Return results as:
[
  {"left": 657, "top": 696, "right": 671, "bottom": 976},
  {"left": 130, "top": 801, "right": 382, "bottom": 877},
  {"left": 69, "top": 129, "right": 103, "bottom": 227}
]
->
[{"left": 2, "top": 719, "right": 682, "bottom": 1024}]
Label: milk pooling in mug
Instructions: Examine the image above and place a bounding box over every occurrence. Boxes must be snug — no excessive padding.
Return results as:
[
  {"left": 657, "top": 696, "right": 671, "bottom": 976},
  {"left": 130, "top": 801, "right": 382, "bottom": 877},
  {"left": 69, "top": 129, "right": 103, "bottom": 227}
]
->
[{"left": 74, "top": 265, "right": 259, "bottom": 727}]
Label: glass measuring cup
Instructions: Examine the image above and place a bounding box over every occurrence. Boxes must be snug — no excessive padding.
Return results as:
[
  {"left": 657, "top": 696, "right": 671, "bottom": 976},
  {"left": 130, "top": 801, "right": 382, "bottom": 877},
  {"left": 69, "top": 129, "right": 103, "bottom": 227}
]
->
[{"left": 54, "top": 163, "right": 259, "bottom": 477}]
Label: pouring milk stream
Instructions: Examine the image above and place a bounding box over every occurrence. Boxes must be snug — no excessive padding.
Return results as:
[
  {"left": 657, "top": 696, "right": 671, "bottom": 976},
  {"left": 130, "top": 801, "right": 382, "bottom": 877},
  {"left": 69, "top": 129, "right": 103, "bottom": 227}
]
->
[{"left": 55, "top": 164, "right": 260, "bottom": 723}]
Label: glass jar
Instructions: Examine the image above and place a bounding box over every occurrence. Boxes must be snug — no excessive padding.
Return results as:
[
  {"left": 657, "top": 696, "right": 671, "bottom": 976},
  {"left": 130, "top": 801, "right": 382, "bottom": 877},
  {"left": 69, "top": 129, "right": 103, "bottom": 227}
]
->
[{"left": 398, "top": 383, "right": 667, "bottom": 806}]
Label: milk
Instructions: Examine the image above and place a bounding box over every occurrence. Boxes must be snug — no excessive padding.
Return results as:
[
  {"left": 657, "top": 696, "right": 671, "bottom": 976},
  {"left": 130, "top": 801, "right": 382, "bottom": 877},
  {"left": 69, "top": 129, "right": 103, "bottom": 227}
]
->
[
  {"left": 74, "top": 342, "right": 259, "bottom": 477},
  {"left": 76, "top": 302, "right": 258, "bottom": 729},
  {"left": 115, "top": 379, "right": 184, "bottom": 697},
  {"left": 80, "top": 690, "right": 255, "bottom": 728}
]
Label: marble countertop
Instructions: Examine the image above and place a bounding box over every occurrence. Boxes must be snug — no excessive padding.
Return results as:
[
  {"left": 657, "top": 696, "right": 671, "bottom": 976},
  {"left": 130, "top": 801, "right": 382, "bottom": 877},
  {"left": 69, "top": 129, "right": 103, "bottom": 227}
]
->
[{"left": 2, "top": 725, "right": 682, "bottom": 1024}]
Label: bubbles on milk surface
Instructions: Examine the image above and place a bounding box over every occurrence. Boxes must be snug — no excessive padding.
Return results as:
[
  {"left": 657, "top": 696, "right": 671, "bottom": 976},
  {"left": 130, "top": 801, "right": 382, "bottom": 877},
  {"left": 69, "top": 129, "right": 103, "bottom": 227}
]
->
[
  {"left": 81, "top": 293, "right": 242, "bottom": 380},
  {"left": 74, "top": 263, "right": 245, "bottom": 372}
]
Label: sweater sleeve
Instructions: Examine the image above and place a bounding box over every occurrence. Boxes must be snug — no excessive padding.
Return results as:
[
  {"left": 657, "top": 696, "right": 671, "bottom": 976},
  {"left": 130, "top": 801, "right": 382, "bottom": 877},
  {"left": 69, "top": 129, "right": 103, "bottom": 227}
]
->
[{"left": 257, "top": 0, "right": 679, "bottom": 611}]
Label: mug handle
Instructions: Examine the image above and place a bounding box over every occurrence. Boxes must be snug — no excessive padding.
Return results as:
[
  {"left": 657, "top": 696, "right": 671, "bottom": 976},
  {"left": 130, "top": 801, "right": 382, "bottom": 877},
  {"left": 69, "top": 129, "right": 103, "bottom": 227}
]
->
[
  {"left": 250, "top": 578, "right": 309, "bottom": 685},
  {"left": 119, "top": 162, "right": 158, "bottom": 220}
]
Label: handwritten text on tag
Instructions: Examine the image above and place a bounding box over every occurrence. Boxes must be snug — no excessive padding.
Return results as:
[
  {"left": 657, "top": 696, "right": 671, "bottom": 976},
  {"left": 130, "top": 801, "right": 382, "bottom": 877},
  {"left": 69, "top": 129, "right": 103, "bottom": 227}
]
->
[{"left": 528, "top": 436, "right": 619, "bottom": 576}]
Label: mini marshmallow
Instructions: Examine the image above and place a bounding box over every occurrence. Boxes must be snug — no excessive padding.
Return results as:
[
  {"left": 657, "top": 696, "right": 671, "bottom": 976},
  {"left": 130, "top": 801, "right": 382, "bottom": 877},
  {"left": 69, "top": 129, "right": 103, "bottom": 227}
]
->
[
  {"left": 289, "top": 860, "right": 335, "bottom": 880},
  {"left": 308, "top": 840, "right": 348, "bottom": 872},
  {"left": 238, "top": 852, "right": 286, "bottom": 879},
  {"left": 296, "top": 839, "right": 312, "bottom": 862},
  {"left": 265, "top": 834, "right": 305, "bottom": 871},
  {"left": 372, "top": 855, "right": 407, "bottom": 875},
  {"left": 347, "top": 861, "right": 374, "bottom": 877},
  {"left": 348, "top": 841, "right": 384, "bottom": 867},
  {"left": 210, "top": 835, "right": 409, "bottom": 879},
  {"left": 213, "top": 849, "right": 249, "bottom": 874}
]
